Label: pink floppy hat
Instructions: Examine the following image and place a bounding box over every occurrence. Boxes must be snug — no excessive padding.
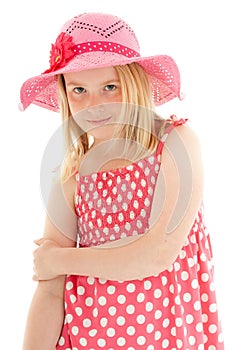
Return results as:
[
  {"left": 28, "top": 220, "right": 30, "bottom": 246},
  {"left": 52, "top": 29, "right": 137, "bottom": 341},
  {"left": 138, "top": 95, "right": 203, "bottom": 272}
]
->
[{"left": 19, "top": 12, "right": 182, "bottom": 112}]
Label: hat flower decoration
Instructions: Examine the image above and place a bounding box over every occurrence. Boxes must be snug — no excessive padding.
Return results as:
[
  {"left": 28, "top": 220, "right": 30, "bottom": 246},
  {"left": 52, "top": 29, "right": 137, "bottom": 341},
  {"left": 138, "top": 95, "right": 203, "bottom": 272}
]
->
[{"left": 44, "top": 32, "right": 76, "bottom": 74}]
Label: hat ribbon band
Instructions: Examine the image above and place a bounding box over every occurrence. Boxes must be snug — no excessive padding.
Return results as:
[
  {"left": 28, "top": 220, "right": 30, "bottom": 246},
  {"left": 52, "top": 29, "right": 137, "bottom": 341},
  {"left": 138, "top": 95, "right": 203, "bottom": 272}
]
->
[{"left": 73, "top": 41, "right": 140, "bottom": 58}]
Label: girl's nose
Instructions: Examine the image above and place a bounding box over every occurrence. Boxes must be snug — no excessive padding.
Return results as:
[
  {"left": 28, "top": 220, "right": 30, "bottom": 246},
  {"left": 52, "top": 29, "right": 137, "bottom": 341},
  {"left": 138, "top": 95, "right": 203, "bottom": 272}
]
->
[
  {"left": 86, "top": 94, "right": 104, "bottom": 113},
  {"left": 86, "top": 94, "right": 101, "bottom": 108}
]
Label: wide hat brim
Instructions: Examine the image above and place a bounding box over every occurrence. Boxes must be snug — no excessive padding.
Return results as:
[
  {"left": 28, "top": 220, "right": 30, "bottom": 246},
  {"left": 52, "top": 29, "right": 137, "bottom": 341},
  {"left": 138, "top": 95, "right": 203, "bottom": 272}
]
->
[{"left": 19, "top": 52, "right": 182, "bottom": 112}]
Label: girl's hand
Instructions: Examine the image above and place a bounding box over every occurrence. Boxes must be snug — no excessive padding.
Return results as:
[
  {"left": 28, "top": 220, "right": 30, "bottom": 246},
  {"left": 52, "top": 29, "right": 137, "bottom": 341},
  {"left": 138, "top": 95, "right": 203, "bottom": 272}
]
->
[{"left": 33, "top": 238, "right": 62, "bottom": 281}]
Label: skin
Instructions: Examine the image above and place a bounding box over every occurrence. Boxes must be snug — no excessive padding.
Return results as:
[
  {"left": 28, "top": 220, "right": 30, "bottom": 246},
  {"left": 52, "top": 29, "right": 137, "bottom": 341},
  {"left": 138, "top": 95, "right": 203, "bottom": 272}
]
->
[{"left": 23, "top": 66, "right": 204, "bottom": 349}]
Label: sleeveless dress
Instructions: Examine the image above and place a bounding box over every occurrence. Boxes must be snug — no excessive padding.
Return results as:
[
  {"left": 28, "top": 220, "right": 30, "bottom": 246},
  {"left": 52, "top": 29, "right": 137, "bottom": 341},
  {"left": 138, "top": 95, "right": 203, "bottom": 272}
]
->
[{"left": 56, "top": 118, "right": 224, "bottom": 350}]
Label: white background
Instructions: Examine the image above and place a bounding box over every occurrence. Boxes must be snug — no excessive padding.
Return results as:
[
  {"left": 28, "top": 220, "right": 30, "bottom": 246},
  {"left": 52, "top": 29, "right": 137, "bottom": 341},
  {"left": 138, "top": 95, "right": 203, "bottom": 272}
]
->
[{"left": 0, "top": 0, "right": 232, "bottom": 348}]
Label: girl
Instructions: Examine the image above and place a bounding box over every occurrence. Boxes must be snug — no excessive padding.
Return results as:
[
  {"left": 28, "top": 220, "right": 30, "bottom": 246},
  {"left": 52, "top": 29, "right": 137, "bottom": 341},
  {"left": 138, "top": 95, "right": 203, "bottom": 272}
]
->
[{"left": 19, "top": 12, "right": 224, "bottom": 350}]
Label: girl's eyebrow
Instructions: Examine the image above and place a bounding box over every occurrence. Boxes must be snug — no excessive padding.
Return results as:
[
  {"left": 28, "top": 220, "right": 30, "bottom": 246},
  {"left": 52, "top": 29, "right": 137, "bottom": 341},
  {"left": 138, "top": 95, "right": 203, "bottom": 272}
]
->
[{"left": 66, "top": 79, "right": 120, "bottom": 87}]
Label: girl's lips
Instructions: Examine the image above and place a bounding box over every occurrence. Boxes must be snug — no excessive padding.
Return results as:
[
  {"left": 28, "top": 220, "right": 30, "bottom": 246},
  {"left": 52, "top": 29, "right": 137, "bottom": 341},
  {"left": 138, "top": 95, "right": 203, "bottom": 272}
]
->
[{"left": 87, "top": 116, "right": 112, "bottom": 126}]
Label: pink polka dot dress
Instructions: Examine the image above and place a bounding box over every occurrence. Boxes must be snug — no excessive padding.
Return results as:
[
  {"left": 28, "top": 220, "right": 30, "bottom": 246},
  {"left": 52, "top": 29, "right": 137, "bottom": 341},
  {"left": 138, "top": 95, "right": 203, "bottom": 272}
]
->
[{"left": 56, "top": 118, "right": 224, "bottom": 350}]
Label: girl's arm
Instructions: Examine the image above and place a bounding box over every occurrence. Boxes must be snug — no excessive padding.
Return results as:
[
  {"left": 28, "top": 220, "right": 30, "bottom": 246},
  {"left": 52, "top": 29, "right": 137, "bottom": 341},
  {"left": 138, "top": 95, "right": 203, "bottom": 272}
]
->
[
  {"left": 22, "top": 176, "right": 77, "bottom": 350},
  {"left": 34, "top": 124, "right": 203, "bottom": 281}
]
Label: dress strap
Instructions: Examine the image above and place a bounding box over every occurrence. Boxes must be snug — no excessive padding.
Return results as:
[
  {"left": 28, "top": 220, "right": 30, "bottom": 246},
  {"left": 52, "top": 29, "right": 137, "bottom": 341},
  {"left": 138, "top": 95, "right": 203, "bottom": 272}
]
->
[{"left": 156, "top": 115, "right": 188, "bottom": 156}]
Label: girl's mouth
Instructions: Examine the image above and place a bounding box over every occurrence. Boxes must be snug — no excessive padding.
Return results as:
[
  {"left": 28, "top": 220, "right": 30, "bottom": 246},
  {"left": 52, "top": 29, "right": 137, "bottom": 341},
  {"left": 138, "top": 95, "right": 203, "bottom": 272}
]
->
[{"left": 87, "top": 116, "right": 112, "bottom": 126}]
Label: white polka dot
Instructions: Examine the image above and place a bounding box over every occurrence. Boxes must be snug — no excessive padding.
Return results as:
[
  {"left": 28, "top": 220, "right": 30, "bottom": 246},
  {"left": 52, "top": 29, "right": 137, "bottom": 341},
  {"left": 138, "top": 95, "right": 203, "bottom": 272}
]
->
[
  {"left": 207, "top": 346, "right": 216, "bottom": 350},
  {"left": 155, "top": 331, "right": 161, "bottom": 340},
  {"left": 106, "top": 328, "right": 116, "bottom": 337},
  {"left": 171, "top": 326, "right": 176, "bottom": 336},
  {"left": 189, "top": 335, "right": 196, "bottom": 345},
  {"left": 200, "top": 252, "right": 207, "bottom": 261},
  {"left": 87, "top": 276, "right": 95, "bottom": 285},
  {"left": 209, "top": 303, "right": 217, "bottom": 313},
  {"left": 174, "top": 262, "right": 180, "bottom": 271},
  {"left": 209, "top": 324, "right": 217, "bottom": 334},
  {"left": 136, "top": 314, "right": 146, "bottom": 324},
  {"left": 137, "top": 336, "right": 146, "bottom": 345},
  {"left": 117, "top": 337, "right": 126, "bottom": 346},
  {"left": 126, "top": 283, "right": 136, "bottom": 293},
  {"left": 83, "top": 318, "right": 92, "bottom": 328},
  {"left": 126, "top": 304, "right": 135, "bottom": 314},
  {"left": 98, "top": 296, "right": 107, "bottom": 306},
  {"left": 97, "top": 338, "right": 106, "bottom": 347},
  {"left": 154, "top": 288, "right": 162, "bottom": 298},
  {"left": 161, "top": 276, "right": 168, "bottom": 286},
  {"left": 202, "top": 313, "right": 208, "bottom": 323},
  {"left": 89, "top": 329, "right": 97, "bottom": 337},
  {"left": 70, "top": 294, "right": 76, "bottom": 303},
  {"left": 175, "top": 295, "right": 181, "bottom": 305},
  {"left": 58, "top": 337, "right": 65, "bottom": 346},
  {"left": 137, "top": 292, "right": 145, "bottom": 302},
  {"left": 191, "top": 279, "right": 199, "bottom": 289},
  {"left": 117, "top": 316, "right": 126, "bottom": 326},
  {"left": 179, "top": 250, "right": 186, "bottom": 259},
  {"left": 218, "top": 332, "right": 224, "bottom": 343},
  {"left": 146, "top": 323, "right": 154, "bottom": 333},
  {"left": 79, "top": 337, "right": 87, "bottom": 346},
  {"left": 186, "top": 314, "right": 194, "bottom": 324},
  {"left": 108, "top": 306, "right": 117, "bottom": 316},
  {"left": 210, "top": 282, "right": 216, "bottom": 291},
  {"left": 72, "top": 326, "right": 79, "bottom": 336},
  {"left": 196, "top": 322, "right": 203, "bottom": 332},
  {"left": 85, "top": 297, "right": 94, "bottom": 307},
  {"left": 117, "top": 294, "right": 126, "bottom": 304},
  {"left": 65, "top": 314, "right": 73, "bottom": 324},
  {"left": 92, "top": 307, "right": 98, "bottom": 317},
  {"left": 147, "top": 345, "right": 155, "bottom": 350},
  {"left": 163, "top": 297, "right": 169, "bottom": 307},
  {"left": 75, "top": 307, "right": 83, "bottom": 316},
  {"left": 181, "top": 271, "right": 189, "bottom": 280},
  {"left": 107, "top": 285, "right": 116, "bottom": 294},
  {"left": 188, "top": 257, "right": 195, "bottom": 267},
  {"left": 175, "top": 317, "right": 183, "bottom": 327},
  {"left": 146, "top": 301, "right": 153, "bottom": 312},
  {"left": 66, "top": 281, "right": 73, "bottom": 290},
  {"left": 183, "top": 292, "right": 192, "bottom": 302},
  {"left": 162, "top": 318, "right": 170, "bottom": 328},
  {"left": 201, "top": 273, "right": 209, "bottom": 282},
  {"left": 77, "top": 286, "right": 85, "bottom": 295},
  {"left": 162, "top": 339, "right": 169, "bottom": 348},
  {"left": 194, "top": 300, "right": 201, "bottom": 311},
  {"left": 154, "top": 310, "right": 162, "bottom": 319},
  {"left": 100, "top": 317, "right": 108, "bottom": 327},
  {"left": 176, "top": 339, "right": 183, "bottom": 348},
  {"left": 201, "top": 293, "right": 209, "bottom": 302},
  {"left": 127, "top": 325, "right": 136, "bottom": 335},
  {"left": 144, "top": 280, "right": 152, "bottom": 290}
]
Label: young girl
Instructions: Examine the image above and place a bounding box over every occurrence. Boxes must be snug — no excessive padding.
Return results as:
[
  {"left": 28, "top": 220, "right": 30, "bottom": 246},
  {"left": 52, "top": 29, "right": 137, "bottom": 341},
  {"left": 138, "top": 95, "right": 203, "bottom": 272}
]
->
[{"left": 19, "top": 12, "right": 224, "bottom": 350}]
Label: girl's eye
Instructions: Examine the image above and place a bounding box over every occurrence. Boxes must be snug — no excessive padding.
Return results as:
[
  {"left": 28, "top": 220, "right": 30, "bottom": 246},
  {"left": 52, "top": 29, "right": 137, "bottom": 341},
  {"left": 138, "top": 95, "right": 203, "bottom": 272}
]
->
[
  {"left": 104, "top": 84, "right": 116, "bottom": 91},
  {"left": 73, "top": 87, "right": 86, "bottom": 94}
]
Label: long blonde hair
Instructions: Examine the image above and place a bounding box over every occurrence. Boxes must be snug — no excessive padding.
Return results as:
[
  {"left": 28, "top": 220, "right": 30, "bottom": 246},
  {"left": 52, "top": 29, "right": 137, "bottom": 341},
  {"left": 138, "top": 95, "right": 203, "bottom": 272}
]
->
[{"left": 58, "top": 62, "right": 164, "bottom": 182}]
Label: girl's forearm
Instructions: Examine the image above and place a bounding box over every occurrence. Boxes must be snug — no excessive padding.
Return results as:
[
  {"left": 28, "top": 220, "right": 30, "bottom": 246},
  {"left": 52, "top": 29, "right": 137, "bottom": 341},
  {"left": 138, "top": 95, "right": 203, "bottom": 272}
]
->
[
  {"left": 22, "top": 277, "right": 65, "bottom": 350},
  {"left": 57, "top": 232, "right": 163, "bottom": 281}
]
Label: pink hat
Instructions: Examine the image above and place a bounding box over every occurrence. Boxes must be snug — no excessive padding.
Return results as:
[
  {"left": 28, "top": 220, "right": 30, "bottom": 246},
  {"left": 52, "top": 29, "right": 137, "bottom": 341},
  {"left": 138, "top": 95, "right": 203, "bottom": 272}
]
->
[{"left": 19, "top": 12, "right": 182, "bottom": 112}]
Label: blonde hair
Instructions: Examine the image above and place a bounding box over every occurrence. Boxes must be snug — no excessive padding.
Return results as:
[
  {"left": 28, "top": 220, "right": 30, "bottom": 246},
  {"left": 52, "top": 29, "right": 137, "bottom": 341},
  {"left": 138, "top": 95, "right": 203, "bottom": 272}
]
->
[{"left": 58, "top": 63, "right": 164, "bottom": 182}]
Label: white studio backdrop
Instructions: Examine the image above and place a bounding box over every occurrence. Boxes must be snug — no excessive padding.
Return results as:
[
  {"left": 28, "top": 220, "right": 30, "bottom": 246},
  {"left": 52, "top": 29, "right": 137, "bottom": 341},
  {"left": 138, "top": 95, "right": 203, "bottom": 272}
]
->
[{"left": 0, "top": 0, "right": 232, "bottom": 348}]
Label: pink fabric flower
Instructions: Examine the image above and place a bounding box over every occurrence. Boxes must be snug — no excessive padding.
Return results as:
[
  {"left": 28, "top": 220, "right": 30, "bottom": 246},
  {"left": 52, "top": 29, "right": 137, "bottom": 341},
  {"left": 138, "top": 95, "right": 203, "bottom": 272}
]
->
[{"left": 43, "top": 32, "right": 76, "bottom": 73}]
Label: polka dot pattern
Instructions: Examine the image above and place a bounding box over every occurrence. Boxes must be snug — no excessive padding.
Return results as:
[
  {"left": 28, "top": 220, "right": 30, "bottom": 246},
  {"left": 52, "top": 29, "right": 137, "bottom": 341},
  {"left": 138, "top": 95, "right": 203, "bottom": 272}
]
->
[{"left": 56, "top": 120, "right": 224, "bottom": 349}]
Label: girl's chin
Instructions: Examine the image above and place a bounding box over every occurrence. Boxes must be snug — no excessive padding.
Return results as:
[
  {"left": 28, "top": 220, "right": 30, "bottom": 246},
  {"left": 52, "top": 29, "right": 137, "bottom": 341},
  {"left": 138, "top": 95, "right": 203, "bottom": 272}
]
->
[{"left": 87, "top": 124, "right": 119, "bottom": 143}]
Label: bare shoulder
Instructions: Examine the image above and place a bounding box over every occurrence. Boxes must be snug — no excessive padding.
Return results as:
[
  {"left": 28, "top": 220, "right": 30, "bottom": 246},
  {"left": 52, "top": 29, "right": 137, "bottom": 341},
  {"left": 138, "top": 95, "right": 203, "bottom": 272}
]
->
[
  {"left": 168, "top": 123, "right": 202, "bottom": 151},
  {"left": 162, "top": 123, "right": 203, "bottom": 170}
]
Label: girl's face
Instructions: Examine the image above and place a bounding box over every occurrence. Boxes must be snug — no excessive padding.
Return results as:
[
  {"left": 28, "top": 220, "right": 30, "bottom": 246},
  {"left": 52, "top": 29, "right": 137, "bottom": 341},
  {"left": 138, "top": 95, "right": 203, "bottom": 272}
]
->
[{"left": 63, "top": 67, "right": 123, "bottom": 144}]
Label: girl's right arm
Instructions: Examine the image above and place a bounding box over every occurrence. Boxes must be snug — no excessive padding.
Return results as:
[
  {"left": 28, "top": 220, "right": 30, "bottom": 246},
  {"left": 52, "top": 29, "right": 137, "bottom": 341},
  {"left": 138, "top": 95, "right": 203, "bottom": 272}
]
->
[{"left": 22, "top": 175, "right": 77, "bottom": 350}]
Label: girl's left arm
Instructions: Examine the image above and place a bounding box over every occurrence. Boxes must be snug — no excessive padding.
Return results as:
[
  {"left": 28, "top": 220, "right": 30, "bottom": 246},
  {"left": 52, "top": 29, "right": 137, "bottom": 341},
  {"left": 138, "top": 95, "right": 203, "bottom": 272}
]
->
[{"left": 34, "top": 124, "right": 204, "bottom": 281}]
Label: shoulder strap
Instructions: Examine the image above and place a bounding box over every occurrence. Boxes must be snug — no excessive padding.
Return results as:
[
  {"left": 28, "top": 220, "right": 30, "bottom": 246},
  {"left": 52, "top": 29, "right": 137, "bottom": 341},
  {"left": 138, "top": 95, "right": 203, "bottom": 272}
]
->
[{"left": 156, "top": 115, "right": 188, "bottom": 156}]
